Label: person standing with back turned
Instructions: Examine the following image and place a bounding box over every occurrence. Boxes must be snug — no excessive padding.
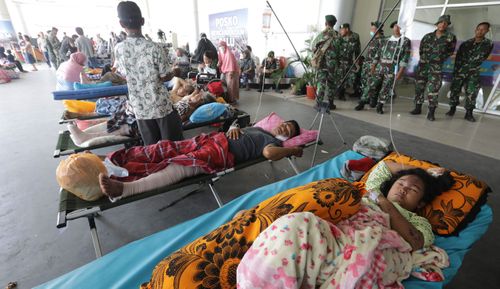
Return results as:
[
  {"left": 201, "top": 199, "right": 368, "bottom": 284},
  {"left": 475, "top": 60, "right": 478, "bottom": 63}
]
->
[
  {"left": 114, "top": 1, "right": 183, "bottom": 145},
  {"left": 312, "top": 14, "right": 340, "bottom": 110}
]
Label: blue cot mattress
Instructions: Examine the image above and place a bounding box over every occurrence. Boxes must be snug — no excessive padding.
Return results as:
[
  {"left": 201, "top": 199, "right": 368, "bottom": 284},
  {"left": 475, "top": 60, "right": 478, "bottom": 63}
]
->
[
  {"left": 35, "top": 150, "right": 492, "bottom": 289},
  {"left": 52, "top": 85, "right": 128, "bottom": 100}
]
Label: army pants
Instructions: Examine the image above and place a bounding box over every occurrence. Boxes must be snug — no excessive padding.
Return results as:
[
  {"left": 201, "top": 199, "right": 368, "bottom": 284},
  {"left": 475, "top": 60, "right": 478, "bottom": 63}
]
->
[
  {"left": 316, "top": 69, "right": 338, "bottom": 104},
  {"left": 338, "top": 60, "right": 355, "bottom": 94},
  {"left": 450, "top": 71, "right": 481, "bottom": 110},
  {"left": 360, "top": 62, "right": 379, "bottom": 102},
  {"left": 367, "top": 65, "right": 395, "bottom": 104},
  {"left": 414, "top": 63, "right": 442, "bottom": 108}
]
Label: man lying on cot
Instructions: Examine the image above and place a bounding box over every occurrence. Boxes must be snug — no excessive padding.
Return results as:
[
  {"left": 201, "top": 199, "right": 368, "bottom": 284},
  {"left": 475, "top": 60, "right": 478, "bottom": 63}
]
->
[{"left": 93, "top": 120, "right": 303, "bottom": 201}]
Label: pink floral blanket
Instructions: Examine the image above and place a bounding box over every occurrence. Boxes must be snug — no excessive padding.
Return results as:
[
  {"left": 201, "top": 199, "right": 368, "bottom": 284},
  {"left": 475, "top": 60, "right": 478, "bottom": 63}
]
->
[{"left": 237, "top": 200, "right": 449, "bottom": 289}]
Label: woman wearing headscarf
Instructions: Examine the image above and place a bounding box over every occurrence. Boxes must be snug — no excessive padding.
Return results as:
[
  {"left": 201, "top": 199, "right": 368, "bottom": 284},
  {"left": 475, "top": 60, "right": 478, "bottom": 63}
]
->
[
  {"left": 192, "top": 33, "right": 218, "bottom": 65},
  {"left": 56, "top": 52, "right": 92, "bottom": 90},
  {"left": 218, "top": 40, "right": 240, "bottom": 103}
]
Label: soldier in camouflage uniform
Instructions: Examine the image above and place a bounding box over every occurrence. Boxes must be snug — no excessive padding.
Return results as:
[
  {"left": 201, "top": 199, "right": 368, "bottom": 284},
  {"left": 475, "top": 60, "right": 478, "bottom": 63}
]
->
[
  {"left": 338, "top": 23, "right": 361, "bottom": 100},
  {"left": 47, "top": 27, "right": 62, "bottom": 69},
  {"left": 355, "top": 21, "right": 386, "bottom": 111},
  {"left": 411, "top": 15, "right": 457, "bottom": 121},
  {"left": 362, "top": 21, "right": 411, "bottom": 114},
  {"left": 446, "top": 22, "right": 493, "bottom": 122},
  {"left": 313, "top": 15, "right": 340, "bottom": 110}
]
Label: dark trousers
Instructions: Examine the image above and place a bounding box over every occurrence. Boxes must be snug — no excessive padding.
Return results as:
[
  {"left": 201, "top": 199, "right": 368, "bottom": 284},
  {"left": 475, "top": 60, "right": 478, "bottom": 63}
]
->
[
  {"left": 14, "top": 60, "right": 26, "bottom": 72},
  {"left": 43, "top": 51, "right": 51, "bottom": 67},
  {"left": 137, "top": 110, "right": 184, "bottom": 145}
]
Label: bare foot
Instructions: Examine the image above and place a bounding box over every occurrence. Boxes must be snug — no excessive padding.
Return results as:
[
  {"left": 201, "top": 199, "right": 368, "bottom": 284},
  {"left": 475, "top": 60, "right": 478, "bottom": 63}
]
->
[{"left": 99, "top": 173, "right": 124, "bottom": 199}]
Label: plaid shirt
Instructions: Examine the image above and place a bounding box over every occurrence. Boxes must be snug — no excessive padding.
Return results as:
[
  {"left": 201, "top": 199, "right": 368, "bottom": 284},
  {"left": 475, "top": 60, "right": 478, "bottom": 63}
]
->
[{"left": 108, "top": 132, "right": 233, "bottom": 182}]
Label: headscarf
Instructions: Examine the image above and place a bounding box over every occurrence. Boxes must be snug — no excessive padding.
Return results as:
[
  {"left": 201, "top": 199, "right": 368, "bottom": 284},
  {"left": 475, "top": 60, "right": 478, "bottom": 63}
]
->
[
  {"left": 192, "top": 34, "right": 218, "bottom": 63},
  {"left": 57, "top": 52, "right": 87, "bottom": 82},
  {"left": 218, "top": 41, "right": 239, "bottom": 73}
]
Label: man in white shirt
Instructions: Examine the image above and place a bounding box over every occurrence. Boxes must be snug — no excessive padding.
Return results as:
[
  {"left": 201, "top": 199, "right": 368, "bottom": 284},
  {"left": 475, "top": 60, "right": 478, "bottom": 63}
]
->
[{"left": 114, "top": 1, "right": 183, "bottom": 145}]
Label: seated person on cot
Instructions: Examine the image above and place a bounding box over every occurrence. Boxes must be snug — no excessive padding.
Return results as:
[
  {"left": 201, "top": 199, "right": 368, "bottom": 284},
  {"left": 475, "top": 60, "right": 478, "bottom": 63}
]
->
[
  {"left": 56, "top": 52, "right": 93, "bottom": 90},
  {"left": 258, "top": 51, "right": 279, "bottom": 91},
  {"left": 237, "top": 161, "right": 454, "bottom": 288},
  {"left": 67, "top": 90, "right": 215, "bottom": 145},
  {"left": 97, "top": 120, "right": 303, "bottom": 201},
  {"left": 198, "top": 50, "right": 218, "bottom": 76}
]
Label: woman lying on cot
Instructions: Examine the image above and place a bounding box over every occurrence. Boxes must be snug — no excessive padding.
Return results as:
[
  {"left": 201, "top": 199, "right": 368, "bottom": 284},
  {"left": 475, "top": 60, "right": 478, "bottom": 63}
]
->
[
  {"left": 97, "top": 120, "right": 303, "bottom": 201},
  {"left": 237, "top": 161, "right": 455, "bottom": 288},
  {"left": 67, "top": 90, "right": 216, "bottom": 146}
]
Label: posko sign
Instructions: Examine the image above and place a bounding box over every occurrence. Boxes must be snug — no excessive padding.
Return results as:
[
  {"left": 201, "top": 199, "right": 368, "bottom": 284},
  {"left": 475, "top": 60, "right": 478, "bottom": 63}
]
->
[{"left": 209, "top": 8, "right": 248, "bottom": 50}]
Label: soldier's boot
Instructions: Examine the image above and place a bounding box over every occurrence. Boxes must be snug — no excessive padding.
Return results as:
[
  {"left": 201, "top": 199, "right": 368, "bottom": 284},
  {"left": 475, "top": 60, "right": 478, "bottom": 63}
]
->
[
  {"left": 329, "top": 98, "right": 336, "bottom": 110},
  {"left": 338, "top": 88, "right": 346, "bottom": 101},
  {"left": 445, "top": 106, "right": 456, "bottom": 117},
  {"left": 410, "top": 104, "right": 422, "bottom": 115},
  {"left": 464, "top": 109, "right": 476, "bottom": 122},
  {"left": 427, "top": 107, "right": 436, "bottom": 121},
  {"left": 376, "top": 103, "right": 384, "bottom": 114},
  {"left": 354, "top": 100, "right": 366, "bottom": 111},
  {"left": 369, "top": 97, "right": 377, "bottom": 108}
]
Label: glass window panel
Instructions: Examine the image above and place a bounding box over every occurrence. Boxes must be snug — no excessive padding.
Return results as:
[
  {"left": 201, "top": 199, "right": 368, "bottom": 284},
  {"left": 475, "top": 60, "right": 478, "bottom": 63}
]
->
[
  {"left": 380, "top": 10, "right": 399, "bottom": 28},
  {"left": 445, "top": 6, "right": 500, "bottom": 40},
  {"left": 449, "top": 0, "right": 500, "bottom": 3},
  {"left": 384, "top": 0, "right": 401, "bottom": 9},
  {"left": 413, "top": 8, "right": 443, "bottom": 25},
  {"left": 417, "top": 0, "right": 446, "bottom": 6}
]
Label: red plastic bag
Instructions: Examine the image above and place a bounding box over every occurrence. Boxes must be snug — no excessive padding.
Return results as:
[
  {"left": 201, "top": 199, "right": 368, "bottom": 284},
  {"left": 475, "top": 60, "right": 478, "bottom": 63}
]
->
[{"left": 207, "top": 81, "right": 224, "bottom": 97}]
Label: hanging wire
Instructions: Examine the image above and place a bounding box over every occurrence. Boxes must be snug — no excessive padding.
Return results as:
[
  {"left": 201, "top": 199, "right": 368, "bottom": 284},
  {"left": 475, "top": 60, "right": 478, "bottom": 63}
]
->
[{"left": 388, "top": 32, "right": 407, "bottom": 159}]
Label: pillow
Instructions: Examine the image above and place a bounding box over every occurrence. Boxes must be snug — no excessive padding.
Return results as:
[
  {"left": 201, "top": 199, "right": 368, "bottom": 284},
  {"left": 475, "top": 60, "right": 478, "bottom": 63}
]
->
[
  {"left": 358, "top": 152, "right": 490, "bottom": 235},
  {"left": 63, "top": 100, "right": 96, "bottom": 113},
  {"left": 56, "top": 153, "right": 106, "bottom": 201},
  {"left": 253, "top": 112, "right": 318, "bottom": 147},
  {"left": 73, "top": 81, "right": 112, "bottom": 90},
  {"left": 189, "top": 102, "right": 228, "bottom": 123},
  {"left": 141, "top": 178, "right": 361, "bottom": 289}
]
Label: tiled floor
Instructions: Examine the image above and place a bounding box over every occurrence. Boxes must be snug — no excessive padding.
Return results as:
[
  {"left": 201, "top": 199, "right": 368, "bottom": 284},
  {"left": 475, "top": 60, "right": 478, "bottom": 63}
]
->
[
  {"left": 266, "top": 89, "right": 500, "bottom": 160},
  {"left": 1, "top": 67, "right": 499, "bottom": 288}
]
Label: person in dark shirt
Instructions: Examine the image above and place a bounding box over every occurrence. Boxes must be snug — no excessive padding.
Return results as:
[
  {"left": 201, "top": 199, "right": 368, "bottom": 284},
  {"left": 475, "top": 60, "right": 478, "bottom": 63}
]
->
[
  {"left": 5, "top": 50, "right": 27, "bottom": 73},
  {"left": 98, "top": 120, "right": 304, "bottom": 199},
  {"left": 226, "top": 120, "right": 302, "bottom": 163}
]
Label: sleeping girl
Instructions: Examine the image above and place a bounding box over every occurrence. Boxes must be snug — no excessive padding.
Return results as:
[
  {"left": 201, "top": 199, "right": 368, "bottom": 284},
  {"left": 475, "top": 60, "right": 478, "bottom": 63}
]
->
[{"left": 236, "top": 160, "right": 454, "bottom": 288}]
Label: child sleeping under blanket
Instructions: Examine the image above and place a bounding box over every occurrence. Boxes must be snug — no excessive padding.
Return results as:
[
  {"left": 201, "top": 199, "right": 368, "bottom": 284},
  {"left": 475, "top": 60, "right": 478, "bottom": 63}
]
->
[{"left": 237, "top": 161, "right": 454, "bottom": 289}]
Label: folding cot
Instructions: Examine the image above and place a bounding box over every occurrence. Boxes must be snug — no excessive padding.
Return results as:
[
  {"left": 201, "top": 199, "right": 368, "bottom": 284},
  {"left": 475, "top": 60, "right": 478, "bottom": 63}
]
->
[
  {"left": 56, "top": 138, "right": 319, "bottom": 257},
  {"left": 53, "top": 109, "right": 251, "bottom": 158},
  {"left": 52, "top": 85, "right": 129, "bottom": 101},
  {"left": 38, "top": 150, "right": 493, "bottom": 289}
]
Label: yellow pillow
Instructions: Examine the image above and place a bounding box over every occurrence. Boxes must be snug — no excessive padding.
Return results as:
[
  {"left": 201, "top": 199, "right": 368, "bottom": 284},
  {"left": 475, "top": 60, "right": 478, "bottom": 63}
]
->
[
  {"left": 63, "top": 100, "right": 96, "bottom": 113},
  {"left": 141, "top": 178, "right": 361, "bottom": 289},
  {"left": 359, "top": 152, "right": 489, "bottom": 235}
]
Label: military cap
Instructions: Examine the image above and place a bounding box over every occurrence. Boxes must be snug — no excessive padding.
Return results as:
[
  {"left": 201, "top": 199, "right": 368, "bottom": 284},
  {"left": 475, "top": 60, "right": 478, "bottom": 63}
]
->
[{"left": 435, "top": 14, "right": 451, "bottom": 25}]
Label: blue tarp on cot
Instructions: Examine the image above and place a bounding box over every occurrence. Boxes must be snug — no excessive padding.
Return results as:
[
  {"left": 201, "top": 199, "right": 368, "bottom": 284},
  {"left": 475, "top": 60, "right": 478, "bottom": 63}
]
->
[{"left": 35, "top": 150, "right": 492, "bottom": 289}]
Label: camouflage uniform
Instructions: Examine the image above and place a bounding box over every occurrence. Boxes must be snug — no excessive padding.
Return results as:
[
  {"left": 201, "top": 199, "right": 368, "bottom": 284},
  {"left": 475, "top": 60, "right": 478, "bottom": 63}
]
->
[
  {"left": 360, "top": 35, "right": 385, "bottom": 102},
  {"left": 47, "top": 33, "right": 62, "bottom": 69},
  {"left": 338, "top": 32, "right": 361, "bottom": 93},
  {"left": 450, "top": 38, "right": 493, "bottom": 110},
  {"left": 414, "top": 30, "right": 457, "bottom": 108},
  {"left": 368, "top": 35, "right": 411, "bottom": 104},
  {"left": 313, "top": 26, "right": 340, "bottom": 105}
]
